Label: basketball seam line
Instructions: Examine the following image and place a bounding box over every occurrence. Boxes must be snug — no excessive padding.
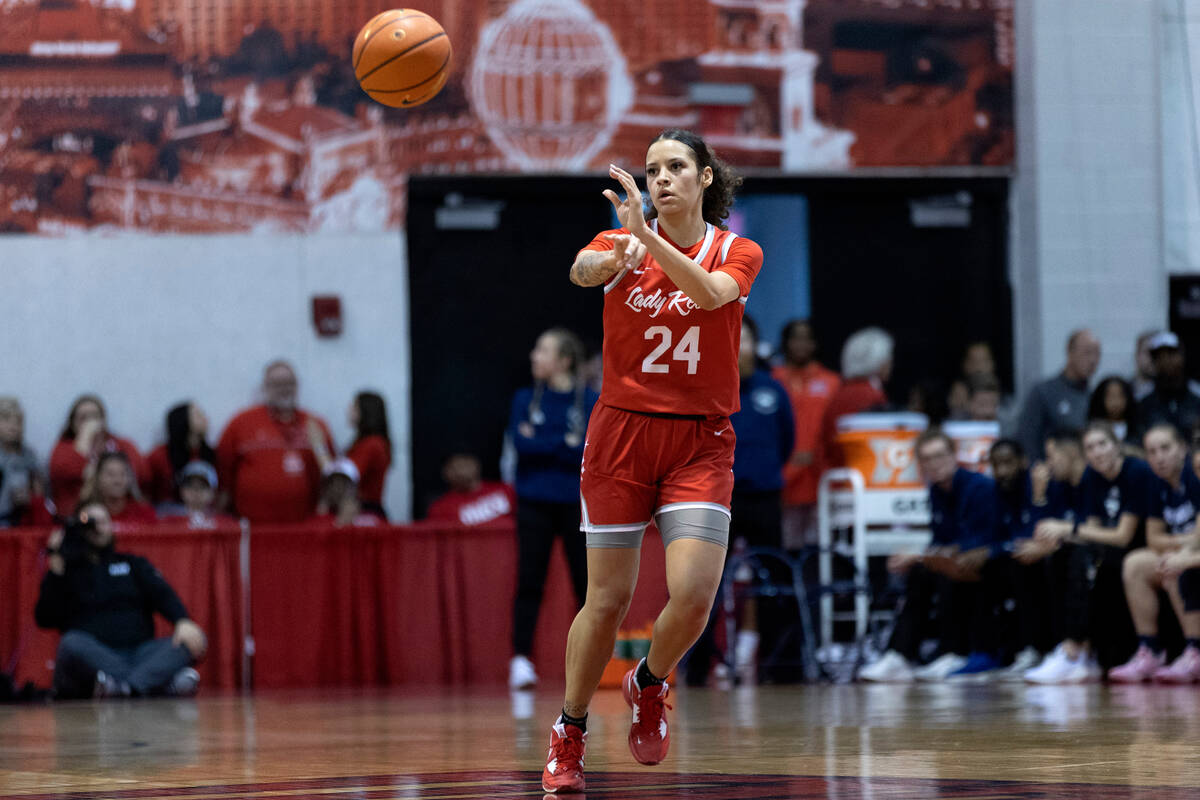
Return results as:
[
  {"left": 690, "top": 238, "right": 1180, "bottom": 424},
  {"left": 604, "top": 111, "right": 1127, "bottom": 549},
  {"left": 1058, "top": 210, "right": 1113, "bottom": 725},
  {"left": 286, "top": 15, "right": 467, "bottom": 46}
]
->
[
  {"left": 363, "top": 50, "right": 452, "bottom": 94},
  {"left": 353, "top": 13, "right": 426, "bottom": 73},
  {"left": 357, "top": 32, "right": 447, "bottom": 83}
]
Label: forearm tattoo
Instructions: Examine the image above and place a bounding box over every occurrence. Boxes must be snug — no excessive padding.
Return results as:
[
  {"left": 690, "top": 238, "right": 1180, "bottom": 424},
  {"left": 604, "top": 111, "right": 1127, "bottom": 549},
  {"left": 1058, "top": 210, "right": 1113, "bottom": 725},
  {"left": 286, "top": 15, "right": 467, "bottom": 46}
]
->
[{"left": 570, "top": 251, "right": 621, "bottom": 286}]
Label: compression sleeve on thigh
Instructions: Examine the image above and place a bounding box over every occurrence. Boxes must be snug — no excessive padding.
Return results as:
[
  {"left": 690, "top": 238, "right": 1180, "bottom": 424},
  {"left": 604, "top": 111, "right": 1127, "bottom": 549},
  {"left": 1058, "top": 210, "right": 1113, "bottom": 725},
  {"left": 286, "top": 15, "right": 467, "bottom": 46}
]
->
[{"left": 656, "top": 507, "right": 730, "bottom": 549}]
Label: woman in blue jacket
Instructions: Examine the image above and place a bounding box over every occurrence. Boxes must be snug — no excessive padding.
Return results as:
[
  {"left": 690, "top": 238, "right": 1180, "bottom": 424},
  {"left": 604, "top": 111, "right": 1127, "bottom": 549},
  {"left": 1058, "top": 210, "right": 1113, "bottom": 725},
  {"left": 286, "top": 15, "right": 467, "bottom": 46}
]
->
[{"left": 507, "top": 328, "right": 599, "bottom": 690}]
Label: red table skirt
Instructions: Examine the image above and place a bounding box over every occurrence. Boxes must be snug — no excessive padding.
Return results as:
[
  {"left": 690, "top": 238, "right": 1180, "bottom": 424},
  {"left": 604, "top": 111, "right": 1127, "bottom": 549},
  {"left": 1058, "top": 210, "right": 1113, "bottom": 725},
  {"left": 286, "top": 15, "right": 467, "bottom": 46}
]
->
[{"left": 2, "top": 521, "right": 668, "bottom": 690}]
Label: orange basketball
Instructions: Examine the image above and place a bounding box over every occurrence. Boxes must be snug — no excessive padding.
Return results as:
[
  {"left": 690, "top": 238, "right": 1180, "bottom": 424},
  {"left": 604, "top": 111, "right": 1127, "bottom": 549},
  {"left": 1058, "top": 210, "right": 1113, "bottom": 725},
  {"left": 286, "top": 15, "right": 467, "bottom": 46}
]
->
[{"left": 354, "top": 9, "right": 452, "bottom": 108}]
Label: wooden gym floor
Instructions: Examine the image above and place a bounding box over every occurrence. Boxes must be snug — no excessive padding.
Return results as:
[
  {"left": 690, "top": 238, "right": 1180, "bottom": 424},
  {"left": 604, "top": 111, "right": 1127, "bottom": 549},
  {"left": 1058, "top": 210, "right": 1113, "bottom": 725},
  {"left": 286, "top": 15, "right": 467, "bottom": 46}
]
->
[{"left": 2, "top": 682, "right": 1199, "bottom": 799}]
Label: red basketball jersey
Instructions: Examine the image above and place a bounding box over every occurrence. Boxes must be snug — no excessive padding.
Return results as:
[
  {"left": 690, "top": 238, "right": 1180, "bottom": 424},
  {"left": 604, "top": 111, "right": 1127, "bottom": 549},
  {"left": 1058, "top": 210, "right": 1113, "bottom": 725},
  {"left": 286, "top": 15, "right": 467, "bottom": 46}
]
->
[{"left": 581, "top": 220, "right": 763, "bottom": 417}]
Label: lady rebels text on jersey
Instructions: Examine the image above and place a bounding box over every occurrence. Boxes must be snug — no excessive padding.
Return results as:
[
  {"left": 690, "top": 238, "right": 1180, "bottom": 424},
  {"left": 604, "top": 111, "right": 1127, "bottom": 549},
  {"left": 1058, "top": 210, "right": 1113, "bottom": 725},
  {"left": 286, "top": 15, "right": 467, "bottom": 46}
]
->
[{"left": 582, "top": 220, "right": 764, "bottom": 417}]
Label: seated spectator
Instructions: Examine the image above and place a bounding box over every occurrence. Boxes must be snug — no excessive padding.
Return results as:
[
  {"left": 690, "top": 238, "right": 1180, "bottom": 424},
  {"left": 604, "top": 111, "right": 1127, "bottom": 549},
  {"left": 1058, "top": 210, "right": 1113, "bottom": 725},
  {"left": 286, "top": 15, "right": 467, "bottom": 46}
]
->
[
  {"left": 426, "top": 453, "right": 516, "bottom": 526},
  {"left": 49, "top": 395, "right": 149, "bottom": 514},
  {"left": 967, "top": 375, "right": 1002, "bottom": 422},
  {"left": 820, "top": 327, "right": 892, "bottom": 469},
  {"left": 1088, "top": 376, "right": 1138, "bottom": 448},
  {"left": 1135, "top": 332, "right": 1200, "bottom": 442},
  {"left": 1158, "top": 546, "right": 1200, "bottom": 682},
  {"left": 1016, "top": 329, "right": 1100, "bottom": 460},
  {"left": 34, "top": 503, "right": 207, "bottom": 698},
  {"left": 858, "top": 430, "right": 999, "bottom": 683},
  {"left": 159, "top": 461, "right": 235, "bottom": 529},
  {"left": 0, "top": 396, "right": 50, "bottom": 528},
  {"left": 1036, "top": 428, "right": 1088, "bottom": 524},
  {"left": 147, "top": 403, "right": 215, "bottom": 508},
  {"left": 946, "top": 342, "right": 997, "bottom": 421},
  {"left": 1026, "top": 422, "right": 1154, "bottom": 682},
  {"left": 1108, "top": 424, "right": 1200, "bottom": 682},
  {"left": 345, "top": 391, "right": 392, "bottom": 519},
  {"left": 78, "top": 452, "right": 157, "bottom": 528},
  {"left": 312, "top": 458, "right": 384, "bottom": 527},
  {"left": 216, "top": 360, "right": 334, "bottom": 523}
]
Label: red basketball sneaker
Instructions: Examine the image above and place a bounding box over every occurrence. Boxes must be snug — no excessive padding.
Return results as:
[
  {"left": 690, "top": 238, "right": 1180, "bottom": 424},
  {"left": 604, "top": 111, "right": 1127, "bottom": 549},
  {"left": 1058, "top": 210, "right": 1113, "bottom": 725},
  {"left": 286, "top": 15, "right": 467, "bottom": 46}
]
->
[
  {"left": 622, "top": 665, "right": 672, "bottom": 765},
  {"left": 541, "top": 718, "right": 587, "bottom": 794}
]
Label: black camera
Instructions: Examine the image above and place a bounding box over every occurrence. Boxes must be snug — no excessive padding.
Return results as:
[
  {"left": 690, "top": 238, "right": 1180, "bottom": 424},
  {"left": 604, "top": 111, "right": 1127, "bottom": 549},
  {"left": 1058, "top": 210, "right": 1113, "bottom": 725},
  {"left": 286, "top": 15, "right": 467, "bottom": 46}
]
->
[{"left": 59, "top": 514, "right": 98, "bottom": 563}]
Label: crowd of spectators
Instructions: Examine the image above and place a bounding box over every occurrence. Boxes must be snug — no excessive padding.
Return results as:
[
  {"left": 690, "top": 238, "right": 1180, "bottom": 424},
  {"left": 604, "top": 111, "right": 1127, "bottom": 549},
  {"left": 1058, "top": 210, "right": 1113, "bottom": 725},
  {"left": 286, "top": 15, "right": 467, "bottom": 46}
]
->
[
  {"left": 14, "top": 322, "right": 1200, "bottom": 695},
  {"left": 0, "top": 359, "right": 394, "bottom": 532}
]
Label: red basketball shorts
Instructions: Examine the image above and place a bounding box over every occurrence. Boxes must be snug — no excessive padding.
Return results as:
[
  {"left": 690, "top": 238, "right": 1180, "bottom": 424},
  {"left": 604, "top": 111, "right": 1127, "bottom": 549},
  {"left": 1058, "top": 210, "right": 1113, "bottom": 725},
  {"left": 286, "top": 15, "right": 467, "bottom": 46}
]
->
[{"left": 579, "top": 401, "right": 735, "bottom": 538}]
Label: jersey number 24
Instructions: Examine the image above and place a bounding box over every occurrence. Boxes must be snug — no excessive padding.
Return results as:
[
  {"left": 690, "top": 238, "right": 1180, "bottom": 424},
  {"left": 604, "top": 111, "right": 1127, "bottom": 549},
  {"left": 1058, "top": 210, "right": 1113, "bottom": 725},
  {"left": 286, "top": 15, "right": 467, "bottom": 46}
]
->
[{"left": 642, "top": 326, "right": 700, "bottom": 375}]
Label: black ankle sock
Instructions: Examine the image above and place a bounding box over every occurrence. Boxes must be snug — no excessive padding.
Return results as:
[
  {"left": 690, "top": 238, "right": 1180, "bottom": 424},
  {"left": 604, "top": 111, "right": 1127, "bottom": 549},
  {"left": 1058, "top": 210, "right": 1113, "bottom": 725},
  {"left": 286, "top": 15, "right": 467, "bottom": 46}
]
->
[
  {"left": 1188, "top": 638, "right": 1200, "bottom": 651},
  {"left": 636, "top": 658, "right": 664, "bottom": 689},
  {"left": 1139, "top": 635, "right": 1162, "bottom": 654},
  {"left": 560, "top": 709, "right": 587, "bottom": 733}
]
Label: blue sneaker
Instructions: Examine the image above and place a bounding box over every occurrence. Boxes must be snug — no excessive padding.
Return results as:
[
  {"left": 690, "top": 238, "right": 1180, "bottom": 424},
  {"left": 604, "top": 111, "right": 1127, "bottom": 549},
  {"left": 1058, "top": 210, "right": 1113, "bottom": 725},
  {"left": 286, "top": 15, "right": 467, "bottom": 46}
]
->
[{"left": 945, "top": 652, "right": 1000, "bottom": 684}]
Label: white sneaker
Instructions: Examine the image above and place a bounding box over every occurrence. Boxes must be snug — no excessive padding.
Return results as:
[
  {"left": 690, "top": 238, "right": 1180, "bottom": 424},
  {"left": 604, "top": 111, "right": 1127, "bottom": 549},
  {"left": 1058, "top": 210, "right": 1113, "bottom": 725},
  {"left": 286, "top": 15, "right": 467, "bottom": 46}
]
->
[
  {"left": 1024, "top": 645, "right": 1098, "bottom": 684},
  {"left": 997, "top": 647, "right": 1041, "bottom": 682},
  {"left": 913, "top": 652, "right": 968, "bottom": 682},
  {"left": 509, "top": 655, "right": 538, "bottom": 690},
  {"left": 166, "top": 667, "right": 200, "bottom": 697},
  {"left": 858, "top": 650, "right": 915, "bottom": 682},
  {"left": 734, "top": 630, "right": 759, "bottom": 684}
]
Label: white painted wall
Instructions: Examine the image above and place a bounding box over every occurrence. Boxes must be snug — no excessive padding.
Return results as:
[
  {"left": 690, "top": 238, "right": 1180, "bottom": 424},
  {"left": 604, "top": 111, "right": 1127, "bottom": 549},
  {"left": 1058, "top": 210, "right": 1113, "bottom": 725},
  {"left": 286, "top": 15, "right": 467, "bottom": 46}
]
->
[
  {"left": 0, "top": 232, "right": 412, "bottom": 520},
  {"left": 1012, "top": 0, "right": 1165, "bottom": 392}
]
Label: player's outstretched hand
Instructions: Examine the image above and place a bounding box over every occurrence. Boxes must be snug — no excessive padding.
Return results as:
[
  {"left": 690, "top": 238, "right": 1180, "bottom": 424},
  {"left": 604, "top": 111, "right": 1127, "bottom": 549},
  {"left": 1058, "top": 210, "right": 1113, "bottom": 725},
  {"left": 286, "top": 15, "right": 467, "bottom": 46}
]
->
[
  {"left": 604, "top": 233, "right": 647, "bottom": 271},
  {"left": 603, "top": 164, "right": 648, "bottom": 238}
]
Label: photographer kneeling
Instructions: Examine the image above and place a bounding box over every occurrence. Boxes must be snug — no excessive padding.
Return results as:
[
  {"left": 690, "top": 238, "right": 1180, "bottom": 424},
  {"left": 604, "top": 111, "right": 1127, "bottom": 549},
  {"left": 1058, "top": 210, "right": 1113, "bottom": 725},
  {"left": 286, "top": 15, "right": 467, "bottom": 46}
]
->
[{"left": 35, "top": 503, "right": 207, "bottom": 699}]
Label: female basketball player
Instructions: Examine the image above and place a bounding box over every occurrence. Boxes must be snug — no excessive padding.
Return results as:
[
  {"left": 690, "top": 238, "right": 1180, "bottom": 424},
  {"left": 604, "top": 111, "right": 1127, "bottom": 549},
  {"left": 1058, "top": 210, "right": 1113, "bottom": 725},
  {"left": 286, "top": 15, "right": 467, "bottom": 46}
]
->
[{"left": 542, "top": 130, "right": 763, "bottom": 794}]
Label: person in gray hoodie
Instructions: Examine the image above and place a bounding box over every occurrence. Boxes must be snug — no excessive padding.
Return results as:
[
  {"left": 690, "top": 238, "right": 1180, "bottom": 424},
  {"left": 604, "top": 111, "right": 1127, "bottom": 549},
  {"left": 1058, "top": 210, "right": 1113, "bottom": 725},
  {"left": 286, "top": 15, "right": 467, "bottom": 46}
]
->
[{"left": 1017, "top": 329, "right": 1101, "bottom": 460}]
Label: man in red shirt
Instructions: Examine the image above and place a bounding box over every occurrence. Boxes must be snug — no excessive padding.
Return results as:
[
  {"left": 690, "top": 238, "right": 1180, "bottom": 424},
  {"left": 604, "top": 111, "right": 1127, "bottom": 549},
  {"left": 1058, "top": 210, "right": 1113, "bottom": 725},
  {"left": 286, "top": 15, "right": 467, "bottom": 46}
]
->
[
  {"left": 216, "top": 361, "right": 334, "bottom": 523},
  {"left": 426, "top": 453, "right": 516, "bottom": 526},
  {"left": 819, "top": 327, "right": 893, "bottom": 470},
  {"left": 772, "top": 320, "right": 840, "bottom": 549}
]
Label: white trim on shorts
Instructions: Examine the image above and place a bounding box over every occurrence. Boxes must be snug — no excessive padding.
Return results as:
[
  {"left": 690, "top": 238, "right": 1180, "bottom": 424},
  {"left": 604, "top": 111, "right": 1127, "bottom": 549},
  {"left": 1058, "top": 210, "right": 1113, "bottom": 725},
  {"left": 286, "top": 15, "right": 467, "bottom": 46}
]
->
[
  {"left": 580, "top": 494, "right": 649, "bottom": 534},
  {"left": 655, "top": 501, "right": 732, "bottom": 519}
]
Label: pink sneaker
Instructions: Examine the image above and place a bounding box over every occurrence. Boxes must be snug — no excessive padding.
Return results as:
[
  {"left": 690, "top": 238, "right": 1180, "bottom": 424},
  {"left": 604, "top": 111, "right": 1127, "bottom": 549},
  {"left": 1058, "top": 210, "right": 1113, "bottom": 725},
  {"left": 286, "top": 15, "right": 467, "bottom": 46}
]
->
[
  {"left": 1154, "top": 645, "right": 1200, "bottom": 684},
  {"left": 1108, "top": 645, "right": 1165, "bottom": 683}
]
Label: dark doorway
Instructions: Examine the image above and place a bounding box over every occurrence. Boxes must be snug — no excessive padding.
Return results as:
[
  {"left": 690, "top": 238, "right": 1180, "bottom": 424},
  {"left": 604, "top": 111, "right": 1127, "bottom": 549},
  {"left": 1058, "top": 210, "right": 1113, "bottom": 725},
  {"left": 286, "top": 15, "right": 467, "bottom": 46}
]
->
[{"left": 406, "top": 176, "right": 611, "bottom": 516}]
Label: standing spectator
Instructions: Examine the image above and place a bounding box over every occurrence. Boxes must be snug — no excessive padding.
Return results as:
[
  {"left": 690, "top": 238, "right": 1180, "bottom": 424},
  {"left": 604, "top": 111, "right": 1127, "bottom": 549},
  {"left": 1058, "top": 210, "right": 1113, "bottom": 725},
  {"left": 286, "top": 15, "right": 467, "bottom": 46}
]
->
[
  {"left": 49, "top": 395, "right": 149, "bottom": 514},
  {"left": 159, "top": 460, "right": 234, "bottom": 529},
  {"left": 688, "top": 317, "right": 794, "bottom": 685},
  {"left": 35, "top": 503, "right": 206, "bottom": 698},
  {"left": 78, "top": 452, "right": 157, "bottom": 527},
  {"left": 216, "top": 361, "right": 334, "bottom": 523},
  {"left": 1134, "top": 332, "right": 1200, "bottom": 442},
  {"left": 146, "top": 403, "right": 215, "bottom": 508},
  {"left": 858, "top": 430, "right": 999, "bottom": 682},
  {"left": 0, "top": 397, "right": 44, "bottom": 527},
  {"left": 426, "top": 452, "right": 517, "bottom": 526},
  {"left": 1132, "top": 330, "right": 1161, "bottom": 402},
  {"left": 312, "top": 458, "right": 384, "bottom": 527},
  {"left": 345, "top": 391, "right": 392, "bottom": 519},
  {"left": 507, "top": 328, "right": 598, "bottom": 690},
  {"left": 1088, "top": 376, "right": 1138, "bottom": 447},
  {"left": 820, "top": 327, "right": 893, "bottom": 470},
  {"left": 1108, "top": 424, "right": 1200, "bottom": 682},
  {"left": 1026, "top": 422, "right": 1154, "bottom": 682},
  {"left": 1016, "top": 329, "right": 1100, "bottom": 460},
  {"left": 772, "top": 319, "right": 839, "bottom": 549}
]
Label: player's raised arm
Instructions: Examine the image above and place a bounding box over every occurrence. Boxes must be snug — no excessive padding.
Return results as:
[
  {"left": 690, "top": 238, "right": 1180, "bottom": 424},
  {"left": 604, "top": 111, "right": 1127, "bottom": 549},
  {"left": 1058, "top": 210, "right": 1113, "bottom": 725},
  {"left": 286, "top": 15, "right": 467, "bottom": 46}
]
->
[
  {"left": 606, "top": 164, "right": 740, "bottom": 310},
  {"left": 569, "top": 249, "right": 621, "bottom": 287}
]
